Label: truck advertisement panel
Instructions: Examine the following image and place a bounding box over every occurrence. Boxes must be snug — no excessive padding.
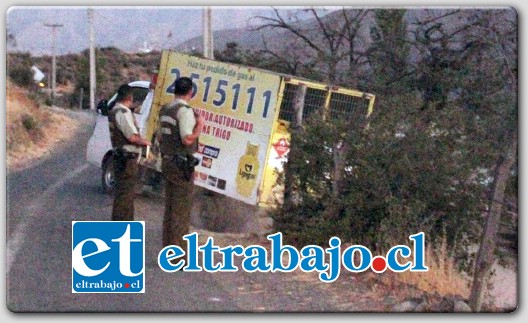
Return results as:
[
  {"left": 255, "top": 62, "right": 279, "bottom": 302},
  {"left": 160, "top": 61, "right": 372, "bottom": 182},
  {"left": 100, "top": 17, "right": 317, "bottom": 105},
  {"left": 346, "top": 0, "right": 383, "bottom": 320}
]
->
[{"left": 147, "top": 51, "right": 282, "bottom": 205}]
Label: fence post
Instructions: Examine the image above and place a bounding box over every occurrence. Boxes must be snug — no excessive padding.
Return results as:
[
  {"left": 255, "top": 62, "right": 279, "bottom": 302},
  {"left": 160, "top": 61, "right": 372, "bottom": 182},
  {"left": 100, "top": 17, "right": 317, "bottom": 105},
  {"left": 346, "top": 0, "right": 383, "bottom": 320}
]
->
[
  {"left": 79, "top": 88, "right": 84, "bottom": 110},
  {"left": 284, "top": 84, "right": 306, "bottom": 210},
  {"left": 292, "top": 84, "right": 306, "bottom": 129}
]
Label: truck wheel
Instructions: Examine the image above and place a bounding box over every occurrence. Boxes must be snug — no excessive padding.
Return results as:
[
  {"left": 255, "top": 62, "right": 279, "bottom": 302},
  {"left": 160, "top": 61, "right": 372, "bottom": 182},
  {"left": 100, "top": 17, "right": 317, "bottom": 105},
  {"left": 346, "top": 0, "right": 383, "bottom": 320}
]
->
[{"left": 102, "top": 155, "right": 115, "bottom": 194}]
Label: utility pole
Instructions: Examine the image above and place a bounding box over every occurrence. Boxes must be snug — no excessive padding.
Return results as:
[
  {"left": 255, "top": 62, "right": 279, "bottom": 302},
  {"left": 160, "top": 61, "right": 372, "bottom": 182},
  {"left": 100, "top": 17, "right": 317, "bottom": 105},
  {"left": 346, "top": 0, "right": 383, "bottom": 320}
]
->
[
  {"left": 44, "top": 23, "right": 63, "bottom": 104},
  {"left": 88, "top": 8, "right": 96, "bottom": 110},
  {"left": 202, "top": 7, "right": 214, "bottom": 59}
]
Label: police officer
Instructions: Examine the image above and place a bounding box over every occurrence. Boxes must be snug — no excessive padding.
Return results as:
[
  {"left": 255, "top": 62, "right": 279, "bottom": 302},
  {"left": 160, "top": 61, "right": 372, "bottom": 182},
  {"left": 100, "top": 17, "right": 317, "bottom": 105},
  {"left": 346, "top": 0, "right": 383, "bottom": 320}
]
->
[
  {"left": 158, "top": 77, "right": 204, "bottom": 250},
  {"left": 108, "top": 84, "right": 151, "bottom": 221}
]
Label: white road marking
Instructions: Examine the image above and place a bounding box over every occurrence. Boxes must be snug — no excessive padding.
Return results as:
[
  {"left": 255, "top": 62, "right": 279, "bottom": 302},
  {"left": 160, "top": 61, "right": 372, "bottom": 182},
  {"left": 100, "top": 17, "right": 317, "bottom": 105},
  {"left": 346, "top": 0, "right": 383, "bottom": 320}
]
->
[
  {"left": 208, "top": 297, "right": 222, "bottom": 302},
  {"left": 6, "top": 163, "right": 90, "bottom": 276}
]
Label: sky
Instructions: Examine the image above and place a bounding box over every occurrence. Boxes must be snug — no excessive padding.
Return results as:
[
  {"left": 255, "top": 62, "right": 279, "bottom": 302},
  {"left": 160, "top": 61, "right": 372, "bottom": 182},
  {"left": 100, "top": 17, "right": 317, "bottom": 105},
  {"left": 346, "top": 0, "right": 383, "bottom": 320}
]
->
[{"left": 6, "top": 7, "right": 279, "bottom": 55}]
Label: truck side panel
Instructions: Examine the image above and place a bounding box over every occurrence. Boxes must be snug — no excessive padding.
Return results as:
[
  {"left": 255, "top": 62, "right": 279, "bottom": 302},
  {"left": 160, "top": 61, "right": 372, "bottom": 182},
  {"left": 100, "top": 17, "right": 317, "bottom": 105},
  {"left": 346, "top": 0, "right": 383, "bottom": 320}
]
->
[{"left": 146, "top": 50, "right": 282, "bottom": 205}]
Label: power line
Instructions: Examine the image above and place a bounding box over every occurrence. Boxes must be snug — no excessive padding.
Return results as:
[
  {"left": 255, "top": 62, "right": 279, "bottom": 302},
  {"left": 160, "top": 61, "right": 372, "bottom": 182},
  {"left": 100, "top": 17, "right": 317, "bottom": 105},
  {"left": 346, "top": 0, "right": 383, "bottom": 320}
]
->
[
  {"left": 203, "top": 7, "right": 214, "bottom": 59},
  {"left": 88, "top": 8, "right": 96, "bottom": 110},
  {"left": 44, "top": 23, "right": 63, "bottom": 103}
]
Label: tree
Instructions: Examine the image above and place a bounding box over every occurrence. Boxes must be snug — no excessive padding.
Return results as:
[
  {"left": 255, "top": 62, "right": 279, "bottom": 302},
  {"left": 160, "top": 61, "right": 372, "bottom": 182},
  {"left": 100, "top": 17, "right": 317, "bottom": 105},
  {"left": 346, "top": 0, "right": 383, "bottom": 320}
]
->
[
  {"left": 214, "top": 42, "right": 243, "bottom": 64},
  {"left": 408, "top": 9, "right": 483, "bottom": 111},
  {"left": 337, "top": 8, "right": 371, "bottom": 88},
  {"left": 256, "top": 38, "right": 320, "bottom": 78},
  {"left": 461, "top": 9, "right": 517, "bottom": 311},
  {"left": 367, "top": 9, "right": 411, "bottom": 94},
  {"left": 469, "top": 130, "right": 517, "bottom": 311},
  {"left": 253, "top": 9, "right": 518, "bottom": 311},
  {"left": 369, "top": 9, "right": 518, "bottom": 309},
  {"left": 255, "top": 7, "right": 369, "bottom": 84}
]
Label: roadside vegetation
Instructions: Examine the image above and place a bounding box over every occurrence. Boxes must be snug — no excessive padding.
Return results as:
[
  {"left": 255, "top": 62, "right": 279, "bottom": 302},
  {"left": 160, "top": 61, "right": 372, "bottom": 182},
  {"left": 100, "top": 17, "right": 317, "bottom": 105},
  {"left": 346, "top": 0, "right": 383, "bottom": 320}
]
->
[
  {"left": 245, "top": 9, "right": 517, "bottom": 310},
  {"left": 6, "top": 8, "right": 517, "bottom": 311},
  {"left": 6, "top": 80, "right": 78, "bottom": 170}
]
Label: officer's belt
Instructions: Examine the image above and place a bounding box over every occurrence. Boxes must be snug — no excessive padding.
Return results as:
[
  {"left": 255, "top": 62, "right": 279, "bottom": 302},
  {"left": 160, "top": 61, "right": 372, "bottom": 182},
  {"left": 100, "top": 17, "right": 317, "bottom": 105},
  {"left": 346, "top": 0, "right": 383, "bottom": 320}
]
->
[
  {"left": 122, "top": 144, "right": 142, "bottom": 154},
  {"left": 114, "top": 148, "right": 139, "bottom": 159},
  {"left": 162, "top": 154, "right": 186, "bottom": 160}
]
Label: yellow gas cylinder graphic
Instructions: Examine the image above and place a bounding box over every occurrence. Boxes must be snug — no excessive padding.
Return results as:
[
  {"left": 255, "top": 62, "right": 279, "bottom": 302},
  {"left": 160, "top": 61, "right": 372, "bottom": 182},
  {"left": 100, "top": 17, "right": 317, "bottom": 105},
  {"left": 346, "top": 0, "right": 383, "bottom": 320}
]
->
[{"left": 236, "top": 142, "right": 260, "bottom": 197}]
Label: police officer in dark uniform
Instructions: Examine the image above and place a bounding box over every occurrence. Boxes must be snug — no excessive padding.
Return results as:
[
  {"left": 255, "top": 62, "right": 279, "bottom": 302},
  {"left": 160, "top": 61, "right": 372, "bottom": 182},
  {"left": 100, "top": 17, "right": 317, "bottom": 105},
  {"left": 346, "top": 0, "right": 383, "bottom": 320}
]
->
[
  {"left": 158, "top": 77, "right": 204, "bottom": 250},
  {"left": 108, "top": 84, "right": 151, "bottom": 221}
]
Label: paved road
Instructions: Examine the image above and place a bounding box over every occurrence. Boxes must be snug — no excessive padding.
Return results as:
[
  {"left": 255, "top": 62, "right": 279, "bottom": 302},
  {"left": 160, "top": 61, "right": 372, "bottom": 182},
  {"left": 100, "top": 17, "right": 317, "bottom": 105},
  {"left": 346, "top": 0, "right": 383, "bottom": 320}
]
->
[
  {"left": 5, "top": 110, "right": 347, "bottom": 313},
  {"left": 6, "top": 111, "right": 244, "bottom": 312}
]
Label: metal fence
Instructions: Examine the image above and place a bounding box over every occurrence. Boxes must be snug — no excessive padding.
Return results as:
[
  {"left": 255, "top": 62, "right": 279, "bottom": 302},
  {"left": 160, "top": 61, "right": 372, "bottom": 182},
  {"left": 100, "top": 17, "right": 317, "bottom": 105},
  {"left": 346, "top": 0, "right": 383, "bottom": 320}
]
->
[{"left": 277, "top": 78, "right": 375, "bottom": 126}]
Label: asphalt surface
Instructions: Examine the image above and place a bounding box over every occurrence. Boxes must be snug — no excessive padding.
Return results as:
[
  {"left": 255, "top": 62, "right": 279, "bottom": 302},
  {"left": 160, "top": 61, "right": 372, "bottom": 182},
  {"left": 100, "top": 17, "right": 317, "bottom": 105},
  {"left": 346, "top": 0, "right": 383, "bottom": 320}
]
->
[
  {"left": 5, "top": 111, "right": 244, "bottom": 312},
  {"left": 5, "top": 110, "right": 347, "bottom": 313}
]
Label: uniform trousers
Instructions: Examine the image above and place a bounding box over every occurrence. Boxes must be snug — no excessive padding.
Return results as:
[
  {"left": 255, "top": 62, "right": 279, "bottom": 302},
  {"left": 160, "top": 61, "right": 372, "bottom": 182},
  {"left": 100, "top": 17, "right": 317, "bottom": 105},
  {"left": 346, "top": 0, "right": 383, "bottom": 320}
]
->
[
  {"left": 112, "top": 155, "right": 139, "bottom": 221},
  {"left": 162, "top": 160, "right": 194, "bottom": 250}
]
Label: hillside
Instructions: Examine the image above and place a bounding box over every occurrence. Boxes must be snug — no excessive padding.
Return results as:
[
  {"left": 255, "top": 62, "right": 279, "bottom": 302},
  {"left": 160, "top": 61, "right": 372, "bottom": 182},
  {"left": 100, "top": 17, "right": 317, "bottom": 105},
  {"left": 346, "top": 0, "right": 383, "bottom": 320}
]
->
[
  {"left": 6, "top": 81, "right": 80, "bottom": 171},
  {"left": 7, "top": 49, "right": 162, "bottom": 108},
  {"left": 175, "top": 27, "right": 273, "bottom": 53}
]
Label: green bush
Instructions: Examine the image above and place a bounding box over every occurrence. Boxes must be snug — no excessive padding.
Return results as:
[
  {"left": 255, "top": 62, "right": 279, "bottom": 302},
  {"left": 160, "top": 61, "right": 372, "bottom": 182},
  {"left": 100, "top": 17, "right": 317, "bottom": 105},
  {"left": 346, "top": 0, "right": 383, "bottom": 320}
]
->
[
  {"left": 271, "top": 94, "right": 486, "bottom": 269},
  {"left": 9, "top": 66, "right": 33, "bottom": 88},
  {"left": 21, "top": 114, "right": 38, "bottom": 131},
  {"left": 44, "top": 97, "right": 53, "bottom": 107}
]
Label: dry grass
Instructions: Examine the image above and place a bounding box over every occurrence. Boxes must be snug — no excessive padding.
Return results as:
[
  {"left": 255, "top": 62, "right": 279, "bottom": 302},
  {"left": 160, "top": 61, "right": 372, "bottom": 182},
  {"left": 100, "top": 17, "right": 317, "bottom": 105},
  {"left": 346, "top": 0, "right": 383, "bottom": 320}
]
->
[
  {"left": 184, "top": 228, "right": 473, "bottom": 311},
  {"left": 6, "top": 81, "right": 80, "bottom": 171},
  {"left": 190, "top": 228, "right": 470, "bottom": 299},
  {"left": 377, "top": 235, "right": 470, "bottom": 299}
]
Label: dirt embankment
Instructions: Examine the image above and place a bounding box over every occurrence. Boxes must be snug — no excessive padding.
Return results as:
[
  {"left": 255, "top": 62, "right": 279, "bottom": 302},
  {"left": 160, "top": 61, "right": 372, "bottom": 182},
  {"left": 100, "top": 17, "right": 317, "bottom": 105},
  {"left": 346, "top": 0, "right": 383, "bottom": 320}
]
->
[{"left": 6, "top": 81, "right": 80, "bottom": 171}]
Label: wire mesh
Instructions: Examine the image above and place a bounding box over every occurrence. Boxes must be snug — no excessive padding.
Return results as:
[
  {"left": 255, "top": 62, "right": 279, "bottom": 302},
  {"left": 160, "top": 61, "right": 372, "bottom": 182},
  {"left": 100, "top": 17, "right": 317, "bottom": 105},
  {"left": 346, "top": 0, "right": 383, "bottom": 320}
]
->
[
  {"left": 278, "top": 81, "right": 372, "bottom": 124},
  {"left": 328, "top": 92, "right": 370, "bottom": 124},
  {"left": 304, "top": 87, "right": 327, "bottom": 120},
  {"left": 278, "top": 83, "right": 297, "bottom": 122}
]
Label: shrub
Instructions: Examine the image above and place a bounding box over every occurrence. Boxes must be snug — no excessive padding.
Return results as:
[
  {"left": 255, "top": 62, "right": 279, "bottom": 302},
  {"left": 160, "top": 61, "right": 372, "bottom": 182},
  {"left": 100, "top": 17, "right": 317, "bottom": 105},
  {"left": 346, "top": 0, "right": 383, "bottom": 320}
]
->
[
  {"left": 44, "top": 97, "right": 53, "bottom": 107},
  {"left": 21, "top": 114, "right": 38, "bottom": 131},
  {"left": 9, "top": 66, "right": 33, "bottom": 88},
  {"left": 271, "top": 94, "right": 486, "bottom": 270}
]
